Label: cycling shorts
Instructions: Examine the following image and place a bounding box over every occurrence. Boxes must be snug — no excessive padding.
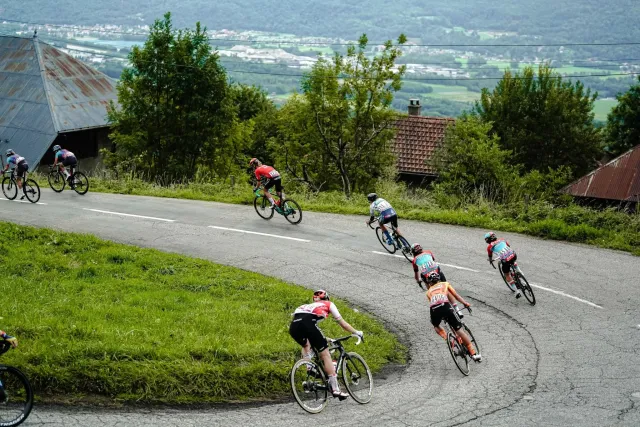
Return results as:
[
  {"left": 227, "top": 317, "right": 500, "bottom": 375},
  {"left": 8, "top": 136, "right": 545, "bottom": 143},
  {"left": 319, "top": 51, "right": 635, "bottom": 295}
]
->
[
  {"left": 264, "top": 176, "right": 283, "bottom": 193},
  {"left": 380, "top": 214, "right": 398, "bottom": 229},
  {"left": 501, "top": 254, "right": 517, "bottom": 274},
  {"left": 16, "top": 161, "right": 28, "bottom": 179},
  {"left": 289, "top": 313, "right": 329, "bottom": 353},
  {"left": 62, "top": 155, "right": 78, "bottom": 168},
  {"left": 430, "top": 302, "right": 462, "bottom": 331}
]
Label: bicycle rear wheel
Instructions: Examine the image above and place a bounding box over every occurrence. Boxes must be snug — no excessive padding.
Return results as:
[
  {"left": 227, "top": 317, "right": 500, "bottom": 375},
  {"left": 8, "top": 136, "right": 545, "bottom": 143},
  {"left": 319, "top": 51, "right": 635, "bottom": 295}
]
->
[
  {"left": 341, "top": 352, "right": 373, "bottom": 404},
  {"left": 447, "top": 332, "right": 470, "bottom": 376},
  {"left": 396, "top": 235, "right": 412, "bottom": 262},
  {"left": 0, "top": 365, "right": 34, "bottom": 426},
  {"left": 516, "top": 272, "right": 536, "bottom": 305},
  {"left": 23, "top": 180, "right": 40, "bottom": 204},
  {"left": 375, "top": 227, "right": 396, "bottom": 254},
  {"left": 290, "top": 359, "right": 328, "bottom": 414},
  {"left": 1, "top": 177, "right": 16, "bottom": 200},
  {"left": 71, "top": 172, "right": 89, "bottom": 195},
  {"left": 253, "top": 196, "right": 274, "bottom": 220},
  {"left": 282, "top": 199, "right": 302, "bottom": 225},
  {"left": 47, "top": 171, "right": 65, "bottom": 192}
]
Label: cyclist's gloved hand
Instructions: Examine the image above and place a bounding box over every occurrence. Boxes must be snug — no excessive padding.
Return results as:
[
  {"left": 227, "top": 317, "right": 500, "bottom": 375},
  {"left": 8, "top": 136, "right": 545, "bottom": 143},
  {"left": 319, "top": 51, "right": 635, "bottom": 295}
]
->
[
  {"left": 464, "top": 303, "right": 472, "bottom": 314},
  {"left": 354, "top": 330, "right": 364, "bottom": 340},
  {"left": 0, "top": 331, "right": 17, "bottom": 348}
]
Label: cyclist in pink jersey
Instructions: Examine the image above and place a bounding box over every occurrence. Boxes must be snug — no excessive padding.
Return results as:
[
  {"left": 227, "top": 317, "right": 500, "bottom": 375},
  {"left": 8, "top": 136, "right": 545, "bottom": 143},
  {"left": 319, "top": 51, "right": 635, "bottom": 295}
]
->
[{"left": 289, "top": 290, "right": 363, "bottom": 400}]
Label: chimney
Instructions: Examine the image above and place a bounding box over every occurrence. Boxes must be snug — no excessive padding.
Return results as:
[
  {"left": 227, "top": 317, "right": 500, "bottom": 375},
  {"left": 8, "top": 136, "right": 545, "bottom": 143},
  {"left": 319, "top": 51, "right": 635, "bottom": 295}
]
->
[{"left": 408, "top": 98, "right": 421, "bottom": 116}]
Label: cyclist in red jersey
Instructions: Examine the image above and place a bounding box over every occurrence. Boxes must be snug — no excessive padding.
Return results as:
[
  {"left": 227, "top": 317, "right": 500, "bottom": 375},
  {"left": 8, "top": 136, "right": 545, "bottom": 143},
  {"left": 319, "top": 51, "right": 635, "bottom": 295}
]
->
[
  {"left": 250, "top": 158, "right": 283, "bottom": 210},
  {"left": 289, "top": 290, "right": 364, "bottom": 400}
]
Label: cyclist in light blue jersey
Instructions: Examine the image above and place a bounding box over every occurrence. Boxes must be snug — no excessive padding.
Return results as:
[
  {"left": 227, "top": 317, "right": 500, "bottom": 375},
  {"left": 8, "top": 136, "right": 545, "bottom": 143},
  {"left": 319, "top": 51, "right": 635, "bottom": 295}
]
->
[{"left": 365, "top": 193, "right": 403, "bottom": 245}]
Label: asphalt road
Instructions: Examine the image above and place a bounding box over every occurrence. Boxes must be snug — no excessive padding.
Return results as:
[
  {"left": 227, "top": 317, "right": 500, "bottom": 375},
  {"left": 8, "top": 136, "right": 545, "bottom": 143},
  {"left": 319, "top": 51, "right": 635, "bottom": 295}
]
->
[{"left": 0, "top": 190, "right": 639, "bottom": 426}]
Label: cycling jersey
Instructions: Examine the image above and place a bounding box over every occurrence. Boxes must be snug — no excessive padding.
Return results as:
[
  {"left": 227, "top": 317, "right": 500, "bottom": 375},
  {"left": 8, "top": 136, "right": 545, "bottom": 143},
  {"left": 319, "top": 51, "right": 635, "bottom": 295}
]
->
[
  {"left": 55, "top": 149, "right": 75, "bottom": 161},
  {"left": 6, "top": 154, "right": 25, "bottom": 167},
  {"left": 369, "top": 198, "right": 396, "bottom": 221},
  {"left": 487, "top": 239, "right": 516, "bottom": 262},
  {"left": 426, "top": 281, "right": 454, "bottom": 308},
  {"left": 255, "top": 165, "right": 280, "bottom": 181},
  {"left": 412, "top": 251, "right": 438, "bottom": 275},
  {"left": 293, "top": 301, "right": 342, "bottom": 322}
]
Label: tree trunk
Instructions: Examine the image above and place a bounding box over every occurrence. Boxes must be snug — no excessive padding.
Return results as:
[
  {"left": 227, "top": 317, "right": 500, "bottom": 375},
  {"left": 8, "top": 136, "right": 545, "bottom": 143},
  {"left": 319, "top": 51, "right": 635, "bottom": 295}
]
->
[{"left": 338, "top": 161, "right": 351, "bottom": 198}]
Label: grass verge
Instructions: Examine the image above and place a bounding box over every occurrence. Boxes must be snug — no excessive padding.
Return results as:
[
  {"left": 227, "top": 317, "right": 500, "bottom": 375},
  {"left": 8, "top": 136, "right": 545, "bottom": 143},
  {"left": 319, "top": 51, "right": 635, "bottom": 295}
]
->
[{"left": 0, "top": 222, "right": 405, "bottom": 404}]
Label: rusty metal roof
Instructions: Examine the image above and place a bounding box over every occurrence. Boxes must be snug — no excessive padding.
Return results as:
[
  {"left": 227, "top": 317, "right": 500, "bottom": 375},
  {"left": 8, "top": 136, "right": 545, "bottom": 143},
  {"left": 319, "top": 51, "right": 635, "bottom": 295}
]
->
[
  {"left": 563, "top": 144, "right": 640, "bottom": 202},
  {"left": 0, "top": 35, "right": 117, "bottom": 166},
  {"left": 392, "top": 115, "right": 455, "bottom": 175}
]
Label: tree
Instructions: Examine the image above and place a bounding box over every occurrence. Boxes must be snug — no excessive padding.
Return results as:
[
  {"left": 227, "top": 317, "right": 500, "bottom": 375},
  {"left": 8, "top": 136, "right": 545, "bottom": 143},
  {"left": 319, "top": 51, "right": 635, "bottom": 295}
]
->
[
  {"left": 606, "top": 75, "right": 640, "bottom": 156},
  {"left": 297, "top": 34, "right": 407, "bottom": 197},
  {"left": 107, "top": 13, "right": 234, "bottom": 181},
  {"left": 475, "top": 64, "right": 602, "bottom": 178}
]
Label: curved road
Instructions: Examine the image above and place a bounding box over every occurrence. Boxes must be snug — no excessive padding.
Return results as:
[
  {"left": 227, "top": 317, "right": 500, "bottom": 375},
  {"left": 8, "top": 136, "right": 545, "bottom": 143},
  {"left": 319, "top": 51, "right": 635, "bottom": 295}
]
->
[{"left": 1, "top": 190, "right": 639, "bottom": 426}]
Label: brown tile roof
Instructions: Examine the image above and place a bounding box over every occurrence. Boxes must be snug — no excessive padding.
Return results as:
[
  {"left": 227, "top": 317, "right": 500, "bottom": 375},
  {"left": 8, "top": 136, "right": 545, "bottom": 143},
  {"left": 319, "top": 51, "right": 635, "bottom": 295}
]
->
[
  {"left": 392, "top": 115, "right": 455, "bottom": 175},
  {"left": 563, "top": 144, "right": 640, "bottom": 202}
]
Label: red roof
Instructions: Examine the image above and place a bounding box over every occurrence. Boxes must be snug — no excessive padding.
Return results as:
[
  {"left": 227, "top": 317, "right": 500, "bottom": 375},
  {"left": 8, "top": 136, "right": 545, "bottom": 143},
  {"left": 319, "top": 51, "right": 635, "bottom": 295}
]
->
[
  {"left": 392, "top": 116, "right": 454, "bottom": 175},
  {"left": 563, "top": 144, "right": 640, "bottom": 202}
]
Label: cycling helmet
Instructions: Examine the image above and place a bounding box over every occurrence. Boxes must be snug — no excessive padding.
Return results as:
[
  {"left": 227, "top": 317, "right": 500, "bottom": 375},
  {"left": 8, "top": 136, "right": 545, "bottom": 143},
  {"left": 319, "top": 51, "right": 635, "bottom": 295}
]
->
[
  {"left": 484, "top": 231, "right": 497, "bottom": 244},
  {"left": 411, "top": 243, "right": 423, "bottom": 256},
  {"left": 367, "top": 193, "right": 378, "bottom": 202},
  {"left": 52, "top": 145, "right": 61, "bottom": 152},
  {"left": 5, "top": 149, "right": 14, "bottom": 157},
  {"left": 249, "top": 158, "right": 261, "bottom": 167},
  {"left": 425, "top": 270, "right": 441, "bottom": 284},
  {"left": 313, "top": 289, "right": 329, "bottom": 301}
]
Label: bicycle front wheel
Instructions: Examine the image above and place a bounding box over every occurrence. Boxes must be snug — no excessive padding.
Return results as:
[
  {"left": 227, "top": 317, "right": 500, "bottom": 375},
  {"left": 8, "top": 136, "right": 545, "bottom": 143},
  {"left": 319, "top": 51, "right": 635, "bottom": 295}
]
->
[
  {"left": 447, "top": 332, "right": 470, "bottom": 376},
  {"left": 290, "top": 359, "right": 328, "bottom": 414},
  {"left": 397, "top": 236, "right": 412, "bottom": 262},
  {"left": 0, "top": 365, "right": 34, "bottom": 426},
  {"left": 341, "top": 352, "right": 373, "bottom": 404},
  {"left": 462, "top": 324, "right": 480, "bottom": 358},
  {"left": 499, "top": 262, "right": 514, "bottom": 292},
  {"left": 375, "top": 227, "right": 396, "bottom": 254},
  {"left": 47, "top": 171, "right": 66, "bottom": 192},
  {"left": 23, "top": 180, "right": 40, "bottom": 204},
  {"left": 71, "top": 172, "right": 89, "bottom": 195},
  {"left": 253, "top": 196, "right": 274, "bottom": 220},
  {"left": 282, "top": 199, "right": 302, "bottom": 225},
  {"left": 1, "top": 177, "right": 16, "bottom": 200},
  {"left": 517, "top": 272, "right": 536, "bottom": 305}
]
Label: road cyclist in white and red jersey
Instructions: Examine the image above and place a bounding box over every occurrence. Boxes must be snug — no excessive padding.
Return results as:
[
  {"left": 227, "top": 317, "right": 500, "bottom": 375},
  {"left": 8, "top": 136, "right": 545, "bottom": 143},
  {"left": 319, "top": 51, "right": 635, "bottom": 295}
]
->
[
  {"left": 250, "top": 158, "right": 283, "bottom": 211},
  {"left": 289, "top": 290, "right": 364, "bottom": 400}
]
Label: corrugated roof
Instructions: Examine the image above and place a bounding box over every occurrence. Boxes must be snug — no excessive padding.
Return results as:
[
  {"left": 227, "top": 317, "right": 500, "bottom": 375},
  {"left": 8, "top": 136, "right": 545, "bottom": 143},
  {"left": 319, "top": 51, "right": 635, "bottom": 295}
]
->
[
  {"left": 0, "top": 35, "right": 117, "bottom": 166},
  {"left": 563, "top": 144, "right": 640, "bottom": 202},
  {"left": 392, "top": 115, "right": 454, "bottom": 175}
]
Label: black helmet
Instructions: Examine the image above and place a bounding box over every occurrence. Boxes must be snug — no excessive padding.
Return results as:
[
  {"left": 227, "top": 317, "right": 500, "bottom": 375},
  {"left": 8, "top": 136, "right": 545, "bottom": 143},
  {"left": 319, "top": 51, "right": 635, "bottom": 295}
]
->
[
  {"left": 367, "top": 193, "right": 378, "bottom": 202},
  {"left": 425, "top": 270, "right": 441, "bottom": 284},
  {"left": 313, "top": 289, "right": 329, "bottom": 301}
]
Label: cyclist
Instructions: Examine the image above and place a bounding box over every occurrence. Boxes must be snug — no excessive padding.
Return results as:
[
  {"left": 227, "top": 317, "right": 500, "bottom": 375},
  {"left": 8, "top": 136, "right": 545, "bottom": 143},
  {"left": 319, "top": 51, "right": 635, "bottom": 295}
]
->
[
  {"left": 0, "top": 331, "right": 17, "bottom": 348},
  {"left": 289, "top": 289, "right": 364, "bottom": 400},
  {"left": 365, "top": 193, "right": 402, "bottom": 246},
  {"left": 485, "top": 232, "right": 520, "bottom": 299},
  {"left": 2, "top": 149, "right": 28, "bottom": 199},
  {"left": 411, "top": 243, "right": 446, "bottom": 290},
  {"left": 424, "top": 271, "right": 481, "bottom": 362},
  {"left": 250, "top": 158, "right": 283, "bottom": 210},
  {"left": 52, "top": 145, "right": 77, "bottom": 182}
]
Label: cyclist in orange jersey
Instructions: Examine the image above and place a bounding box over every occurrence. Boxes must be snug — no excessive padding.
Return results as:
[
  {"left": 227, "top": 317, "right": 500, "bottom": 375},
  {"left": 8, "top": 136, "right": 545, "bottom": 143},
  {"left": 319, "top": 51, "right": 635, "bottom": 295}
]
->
[{"left": 424, "top": 271, "right": 482, "bottom": 362}]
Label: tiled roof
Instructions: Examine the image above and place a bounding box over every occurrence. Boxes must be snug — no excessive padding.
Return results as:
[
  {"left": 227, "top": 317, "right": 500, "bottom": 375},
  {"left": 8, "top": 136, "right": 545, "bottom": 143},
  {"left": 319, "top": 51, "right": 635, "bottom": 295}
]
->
[
  {"left": 392, "top": 115, "right": 454, "bottom": 175},
  {"left": 563, "top": 144, "right": 640, "bottom": 202}
]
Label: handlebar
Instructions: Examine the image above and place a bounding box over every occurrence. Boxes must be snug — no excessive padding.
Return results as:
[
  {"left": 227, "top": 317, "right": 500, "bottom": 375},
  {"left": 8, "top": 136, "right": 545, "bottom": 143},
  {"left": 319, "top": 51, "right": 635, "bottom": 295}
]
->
[
  {"left": 367, "top": 218, "right": 379, "bottom": 229},
  {"left": 457, "top": 305, "right": 472, "bottom": 315},
  {"left": 329, "top": 334, "right": 364, "bottom": 346},
  {"left": 0, "top": 340, "right": 13, "bottom": 356}
]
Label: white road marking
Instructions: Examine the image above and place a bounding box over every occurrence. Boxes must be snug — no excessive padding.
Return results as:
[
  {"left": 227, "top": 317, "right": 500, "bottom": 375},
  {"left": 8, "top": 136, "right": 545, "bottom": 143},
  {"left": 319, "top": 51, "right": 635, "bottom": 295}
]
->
[
  {"left": 82, "top": 208, "right": 176, "bottom": 222},
  {"left": 529, "top": 283, "right": 603, "bottom": 309},
  {"left": 209, "top": 226, "right": 310, "bottom": 242},
  {"left": 371, "top": 251, "right": 480, "bottom": 272},
  {"left": 0, "top": 197, "right": 47, "bottom": 205}
]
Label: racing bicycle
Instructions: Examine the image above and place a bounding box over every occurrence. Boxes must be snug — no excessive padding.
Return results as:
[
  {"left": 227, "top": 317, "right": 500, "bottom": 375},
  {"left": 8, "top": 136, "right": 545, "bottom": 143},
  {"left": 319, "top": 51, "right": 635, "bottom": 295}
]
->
[
  {"left": 0, "top": 340, "right": 33, "bottom": 426},
  {"left": 442, "top": 306, "right": 481, "bottom": 376},
  {"left": 1, "top": 170, "right": 40, "bottom": 204},
  {"left": 253, "top": 188, "right": 303, "bottom": 225},
  {"left": 290, "top": 334, "right": 373, "bottom": 413},
  {"left": 368, "top": 218, "right": 412, "bottom": 262},
  {"left": 48, "top": 164, "right": 90, "bottom": 195},
  {"left": 491, "top": 258, "right": 536, "bottom": 305}
]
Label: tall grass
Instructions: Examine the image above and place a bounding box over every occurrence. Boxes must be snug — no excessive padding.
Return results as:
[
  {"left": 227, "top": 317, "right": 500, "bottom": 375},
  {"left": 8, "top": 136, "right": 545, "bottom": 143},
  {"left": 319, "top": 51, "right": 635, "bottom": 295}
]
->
[{"left": 0, "top": 222, "right": 405, "bottom": 404}]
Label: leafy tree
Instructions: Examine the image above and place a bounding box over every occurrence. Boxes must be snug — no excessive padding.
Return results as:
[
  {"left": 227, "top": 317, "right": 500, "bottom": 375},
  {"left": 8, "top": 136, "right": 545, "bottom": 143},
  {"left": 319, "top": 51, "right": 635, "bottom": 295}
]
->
[
  {"left": 293, "top": 34, "right": 407, "bottom": 197},
  {"left": 606, "top": 75, "right": 640, "bottom": 156},
  {"left": 107, "top": 13, "right": 234, "bottom": 181},
  {"left": 475, "top": 64, "right": 602, "bottom": 177}
]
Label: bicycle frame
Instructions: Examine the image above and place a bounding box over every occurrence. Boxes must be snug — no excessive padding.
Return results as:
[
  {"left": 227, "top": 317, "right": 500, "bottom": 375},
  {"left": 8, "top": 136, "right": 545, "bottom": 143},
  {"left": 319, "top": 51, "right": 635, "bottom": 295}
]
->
[{"left": 313, "top": 336, "right": 352, "bottom": 379}]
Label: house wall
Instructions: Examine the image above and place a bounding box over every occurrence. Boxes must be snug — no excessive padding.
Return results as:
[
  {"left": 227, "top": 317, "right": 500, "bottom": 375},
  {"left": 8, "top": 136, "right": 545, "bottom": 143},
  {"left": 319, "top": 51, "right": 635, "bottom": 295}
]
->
[{"left": 38, "top": 127, "right": 112, "bottom": 174}]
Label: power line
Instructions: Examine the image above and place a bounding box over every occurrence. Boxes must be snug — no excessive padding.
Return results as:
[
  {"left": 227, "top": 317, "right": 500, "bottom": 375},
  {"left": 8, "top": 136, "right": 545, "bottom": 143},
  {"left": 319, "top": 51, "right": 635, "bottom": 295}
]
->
[{"left": 4, "top": 16, "right": 640, "bottom": 48}]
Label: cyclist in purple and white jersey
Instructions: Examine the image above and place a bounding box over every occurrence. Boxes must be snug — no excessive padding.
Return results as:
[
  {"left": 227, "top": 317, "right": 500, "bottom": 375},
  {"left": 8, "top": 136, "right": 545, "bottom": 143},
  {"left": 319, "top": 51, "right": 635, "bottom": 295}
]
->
[
  {"left": 365, "top": 193, "right": 404, "bottom": 245},
  {"left": 485, "top": 231, "right": 521, "bottom": 299},
  {"left": 2, "top": 149, "right": 28, "bottom": 199}
]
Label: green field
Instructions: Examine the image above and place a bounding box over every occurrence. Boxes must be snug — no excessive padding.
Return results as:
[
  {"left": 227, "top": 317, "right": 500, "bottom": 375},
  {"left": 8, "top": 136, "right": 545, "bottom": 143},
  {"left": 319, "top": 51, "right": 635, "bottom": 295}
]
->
[
  {"left": 593, "top": 98, "right": 618, "bottom": 121},
  {"left": 424, "top": 84, "right": 479, "bottom": 103},
  {"left": 0, "top": 222, "right": 404, "bottom": 404}
]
